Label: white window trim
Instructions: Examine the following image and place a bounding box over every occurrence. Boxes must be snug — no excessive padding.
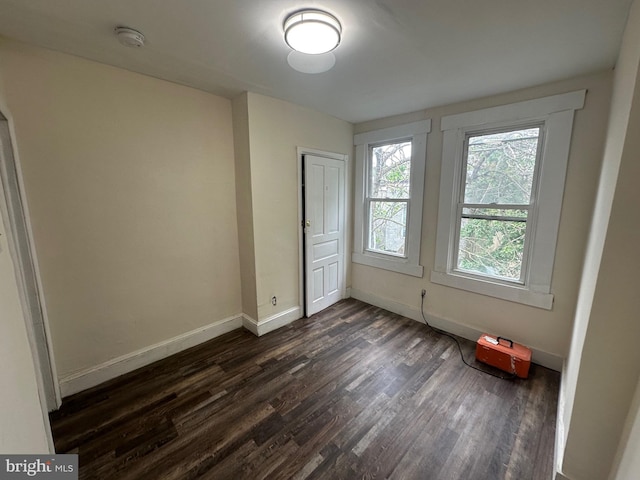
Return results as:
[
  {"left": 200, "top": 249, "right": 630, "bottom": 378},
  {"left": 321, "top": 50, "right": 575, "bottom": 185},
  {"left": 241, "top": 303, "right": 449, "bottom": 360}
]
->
[
  {"left": 432, "top": 90, "right": 586, "bottom": 309},
  {"left": 353, "top": 119, "right": 430, "bottom": 277}
]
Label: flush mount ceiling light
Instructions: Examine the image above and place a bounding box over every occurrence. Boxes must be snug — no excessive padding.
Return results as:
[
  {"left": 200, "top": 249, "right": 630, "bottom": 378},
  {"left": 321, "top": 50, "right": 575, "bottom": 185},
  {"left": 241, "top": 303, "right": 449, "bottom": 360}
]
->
[
  {"left": 284, "top": 9, "right": 341, "bottom": 55},
  {"left": 114, "top": 26, "right": 145, "bottom": 47}
]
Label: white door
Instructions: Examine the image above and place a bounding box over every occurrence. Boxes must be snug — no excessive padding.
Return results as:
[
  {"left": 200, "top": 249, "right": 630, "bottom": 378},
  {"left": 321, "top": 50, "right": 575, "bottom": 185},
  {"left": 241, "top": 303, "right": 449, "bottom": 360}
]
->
[{"left": 304, "top": 154, "right": 345, "bottom": 316}]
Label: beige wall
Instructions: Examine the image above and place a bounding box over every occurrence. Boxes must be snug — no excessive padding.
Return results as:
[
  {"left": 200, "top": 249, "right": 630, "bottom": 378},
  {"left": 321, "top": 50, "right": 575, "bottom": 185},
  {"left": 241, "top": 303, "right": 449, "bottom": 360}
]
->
[
  {"left": 353, "top": 71, "right": 612, "bottom": 365},
  {"left": 0, "top": 69, "right": 51, "bottom": 451},
  {"left": 610, "top": 377, "right": 640, "bottom": 480},
  {"left": 558, "top": 1, "right": 640, "bottom": 477},
  {"left": 245, "top": 93, "right": 353, "bottom": 320},
  {"left": 0, "top": 40, "right": 242, "bottom": 378}
]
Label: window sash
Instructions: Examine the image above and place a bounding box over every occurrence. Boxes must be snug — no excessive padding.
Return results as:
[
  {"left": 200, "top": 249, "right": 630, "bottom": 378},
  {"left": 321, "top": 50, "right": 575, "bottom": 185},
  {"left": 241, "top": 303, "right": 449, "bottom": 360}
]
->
[
  {"left": 365, "top": 198, "right": 409, "bottom": 257},
  {"left": 366, "top": 139, "right": 413, "bottom": 200},
  {"left": 453, "top": 211, "right": 529, "bottom": 284},
  {"left": 460, "top": 204, "right": 530, "bottom": 222}
]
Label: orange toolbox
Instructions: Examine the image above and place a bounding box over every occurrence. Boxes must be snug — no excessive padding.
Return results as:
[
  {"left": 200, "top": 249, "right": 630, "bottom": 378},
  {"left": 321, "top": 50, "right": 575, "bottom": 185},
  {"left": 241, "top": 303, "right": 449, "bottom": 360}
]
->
[{"left": 475, "top": 334, "right": 532, "bottom": 378}]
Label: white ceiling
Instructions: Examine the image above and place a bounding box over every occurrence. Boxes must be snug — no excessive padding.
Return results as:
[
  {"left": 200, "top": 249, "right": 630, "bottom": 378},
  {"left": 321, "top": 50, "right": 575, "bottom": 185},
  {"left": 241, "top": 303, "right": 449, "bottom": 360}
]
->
[{"left": 0, "top": 0, "right": 632, "bottom": 123}]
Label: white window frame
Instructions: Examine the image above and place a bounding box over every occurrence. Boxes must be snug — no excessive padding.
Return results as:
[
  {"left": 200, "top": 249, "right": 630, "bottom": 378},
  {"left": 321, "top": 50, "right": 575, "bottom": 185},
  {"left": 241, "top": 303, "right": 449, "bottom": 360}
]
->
[
  {"left": 454, "top": 123, "right": 544, "bottom": 285},
  {"left": 431, "top": 90, "right": 586, "bottom": 309},
  {"left": 353, "top": 120, "right": 430, "bottom": 277}
]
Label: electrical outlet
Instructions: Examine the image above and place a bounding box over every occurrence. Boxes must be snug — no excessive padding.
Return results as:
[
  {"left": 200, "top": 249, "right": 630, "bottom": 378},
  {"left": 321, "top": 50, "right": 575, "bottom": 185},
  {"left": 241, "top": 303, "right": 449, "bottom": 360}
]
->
[
  {"left": 421, "top": 289, "right": 426, "bottom": 298},
  {"left": 271, "top": 296, "right": 277, "bottom": 306}
]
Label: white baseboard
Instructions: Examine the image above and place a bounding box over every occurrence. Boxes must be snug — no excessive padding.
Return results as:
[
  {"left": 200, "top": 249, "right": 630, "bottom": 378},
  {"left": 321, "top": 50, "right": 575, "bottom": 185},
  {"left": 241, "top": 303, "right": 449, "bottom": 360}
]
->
[
  {"left": 242, "top": 314, "right": 259, "bottom": 336},
  {"left": 58, "top": 288, "right": 562, "bottom": 398},
  {"left": 350, "top": 288, "right": 563, "bottom": 371},
  {"left": 59, "top": 314, "right": 243, "bottom": 397},
  {"left": 244, "top": 306, "right": 302, "bottom": 337}
]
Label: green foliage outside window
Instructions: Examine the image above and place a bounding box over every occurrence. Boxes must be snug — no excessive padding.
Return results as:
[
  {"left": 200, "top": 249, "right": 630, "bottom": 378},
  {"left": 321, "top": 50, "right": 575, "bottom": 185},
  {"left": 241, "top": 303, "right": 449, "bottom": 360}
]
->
[{"left": 457, "top": 128, "right": 540, "bottom": 280}]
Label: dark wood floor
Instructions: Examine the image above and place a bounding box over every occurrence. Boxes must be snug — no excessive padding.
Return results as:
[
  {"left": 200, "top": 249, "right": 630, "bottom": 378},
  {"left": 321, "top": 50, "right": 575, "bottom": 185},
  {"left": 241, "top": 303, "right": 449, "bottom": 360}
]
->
[{"left": 50, "top": 299, "right": 559, "bottom": 480}]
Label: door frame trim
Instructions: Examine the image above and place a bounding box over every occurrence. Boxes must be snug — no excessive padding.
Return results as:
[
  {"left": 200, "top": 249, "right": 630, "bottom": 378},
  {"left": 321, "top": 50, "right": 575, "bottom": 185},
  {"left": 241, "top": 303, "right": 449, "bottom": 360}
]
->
[
  {"left": 297, "top": 147, "right": 350, "bottom": 317},
  {"left": 0, "top": 113, "right": 61, "bottom": 413}
]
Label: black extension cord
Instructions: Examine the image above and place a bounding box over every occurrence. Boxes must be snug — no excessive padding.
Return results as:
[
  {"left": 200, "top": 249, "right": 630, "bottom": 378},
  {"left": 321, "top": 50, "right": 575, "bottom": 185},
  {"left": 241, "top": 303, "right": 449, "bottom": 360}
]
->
[{"left": 419, "top": 291, "right": 516, "bottom": 380}]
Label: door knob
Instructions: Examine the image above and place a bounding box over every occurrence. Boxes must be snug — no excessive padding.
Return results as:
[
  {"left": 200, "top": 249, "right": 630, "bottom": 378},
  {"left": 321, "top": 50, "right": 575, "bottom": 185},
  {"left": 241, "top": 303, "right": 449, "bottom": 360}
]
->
[{"left": 306, "top": 220, "right": 311, "bottom": 227}]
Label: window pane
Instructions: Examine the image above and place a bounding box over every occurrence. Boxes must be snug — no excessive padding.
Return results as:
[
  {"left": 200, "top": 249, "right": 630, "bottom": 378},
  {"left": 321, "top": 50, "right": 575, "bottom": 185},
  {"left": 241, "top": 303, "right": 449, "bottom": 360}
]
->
[
  {"left": 369, "top": 141, "right": 412, "bottom": 199},
  {"left": 368, "top": 201, "right": 407, "bottom": 255},
  {"left": 464, "top": 127, "right": 540, "bottom": 205},
  {"left": 457, "top": 218, "right": 526, "bottom": 280}
]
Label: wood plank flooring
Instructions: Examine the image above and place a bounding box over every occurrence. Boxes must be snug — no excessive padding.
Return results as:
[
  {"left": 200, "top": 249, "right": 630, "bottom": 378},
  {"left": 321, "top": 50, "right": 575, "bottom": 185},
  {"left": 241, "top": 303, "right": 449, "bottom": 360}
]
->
[{"left": 50, "top": 299, "right": 560, "bottom": 480}]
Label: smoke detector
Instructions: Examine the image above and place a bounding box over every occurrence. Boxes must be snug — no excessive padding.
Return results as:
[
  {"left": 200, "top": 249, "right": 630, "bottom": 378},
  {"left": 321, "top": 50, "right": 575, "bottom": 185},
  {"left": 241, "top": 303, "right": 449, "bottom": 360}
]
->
[{"left": 114, "top": 27, "right": 145, "bottom": 47}]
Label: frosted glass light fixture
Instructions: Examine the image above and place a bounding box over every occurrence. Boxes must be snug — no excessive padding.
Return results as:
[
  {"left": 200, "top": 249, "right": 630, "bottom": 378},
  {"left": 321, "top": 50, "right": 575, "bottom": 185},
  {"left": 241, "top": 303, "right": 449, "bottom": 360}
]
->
[{"left": 284, "top": 10, "right": 341, "bottom": 55}]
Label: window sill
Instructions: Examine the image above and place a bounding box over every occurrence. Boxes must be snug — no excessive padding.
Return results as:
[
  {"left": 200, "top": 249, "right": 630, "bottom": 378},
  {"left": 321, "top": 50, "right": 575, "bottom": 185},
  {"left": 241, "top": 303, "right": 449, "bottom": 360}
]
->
[
  {"left": 430, "top": 270, "right": 553, "bottom": 309},
  {"left": 352, "top": 252, "right": 424, "bottom": 278}
]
